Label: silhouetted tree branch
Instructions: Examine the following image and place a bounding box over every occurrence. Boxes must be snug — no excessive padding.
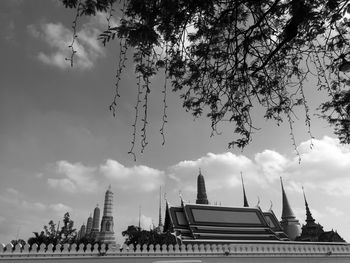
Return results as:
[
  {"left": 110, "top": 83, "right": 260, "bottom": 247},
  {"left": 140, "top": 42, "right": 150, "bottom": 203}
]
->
[{"left": 61, "top": 0, "right": 350, "bottom": 158}]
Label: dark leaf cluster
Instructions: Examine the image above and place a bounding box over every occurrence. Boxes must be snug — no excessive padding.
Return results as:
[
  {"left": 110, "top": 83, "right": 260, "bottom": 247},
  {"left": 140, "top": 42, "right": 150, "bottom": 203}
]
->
[
  {"left": 122, "top": 225, "right": 177, "bottom": 247},
  {"left": 61, "top": 0, "right": 350, "bottom": 156}
]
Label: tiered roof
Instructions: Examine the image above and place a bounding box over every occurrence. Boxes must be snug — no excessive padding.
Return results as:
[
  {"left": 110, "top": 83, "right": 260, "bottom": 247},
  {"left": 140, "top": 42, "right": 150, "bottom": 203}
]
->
[{"left": 164, "top": 202, "right": 289, "bottom": 243}]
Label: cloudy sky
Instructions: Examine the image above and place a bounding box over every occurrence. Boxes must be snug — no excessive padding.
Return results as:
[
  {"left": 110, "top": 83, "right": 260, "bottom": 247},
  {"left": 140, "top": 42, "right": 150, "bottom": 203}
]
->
[{"left": 1, "top": 0, "right": 349, "bottom": 244}]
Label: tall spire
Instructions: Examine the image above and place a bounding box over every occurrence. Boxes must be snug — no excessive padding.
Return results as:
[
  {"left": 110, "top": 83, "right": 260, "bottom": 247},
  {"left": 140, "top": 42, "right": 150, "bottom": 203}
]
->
[
  {"left": 302, "top": 186, "right": 315, "bottom": 224},
  {"left": 91, "top": 204, "right": 100, "bottom": 239},
  {"left": 240, "top": 172, "right": 249, "bottom": 207},
  {"left": 163, "top": 199, "right": 173, "bottom": 232},
  {"left": 158, "top": 186, "right": 163, "bottom": 227},
  {"left": 196, "top": 169, "right": 209, "bottom": 204},
  {"left": 280, "top": 177, "right": 295, "bottom": 219},
  {"left": 99, "top": 185, "right": 116, "bottom": 246},
  {"left": 280, "top": 177, "right": 301, "bottom": 240},
  {"left": 79, "top": 223, "right": 86, "bottom": 239},
  {"left": 86, "top": 214, "right": 93, "bottom": 236},
  {"left": 138, "top": 205, "right": 141, "bottom": 229}
]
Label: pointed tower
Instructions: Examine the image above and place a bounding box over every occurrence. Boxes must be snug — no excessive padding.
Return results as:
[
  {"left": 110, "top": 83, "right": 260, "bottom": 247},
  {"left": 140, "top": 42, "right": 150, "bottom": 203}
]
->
[
  {"left": 91, "top": 205, "right": 100, "bottom": 240},
  {"left": 280, "top": 177, "right": 301, "bottom": 240},
  {"left": 163, "top": 200, "right": 173, "bottom": 233},
  {"left": 240, "top": 172, "right": 249, "bottom": 207},
  {"left": 138, "top": 205, "right": 141, "bottom": 229},
  {"left": 296, "top": 187, "right": 324, "bottom": 241},
  {"left": 196, "top": 169, "right": 209, "bottom": 204},
  {"left": 86, "top": 214, "right": 93, "bottom": 236},
  {"left": 158, "top": 186, "right": 164, "bottom": 231},
  {"left": 99, "top": 185, "right": 116, "bottom": 246},
  {"left": 303, "top": 187, "right": 316, "bottom": 225},
  {"left": 79, "top": 224, "right": 86, "bottom": 239}
]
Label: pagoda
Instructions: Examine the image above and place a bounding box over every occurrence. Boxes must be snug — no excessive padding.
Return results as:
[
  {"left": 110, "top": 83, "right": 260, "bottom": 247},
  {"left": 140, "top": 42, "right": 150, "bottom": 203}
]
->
[
  {"left": 279, "top": 177, "right": 301, "bottom": 240},
  {"left": 99, "top": 185, "right": 116, "bottom": 246}
]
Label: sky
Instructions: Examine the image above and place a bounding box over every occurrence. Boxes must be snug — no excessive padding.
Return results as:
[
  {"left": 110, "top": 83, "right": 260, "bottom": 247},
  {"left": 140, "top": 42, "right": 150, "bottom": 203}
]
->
[{"left": 1, "top": 0, "right": 350, "bottom": 244}]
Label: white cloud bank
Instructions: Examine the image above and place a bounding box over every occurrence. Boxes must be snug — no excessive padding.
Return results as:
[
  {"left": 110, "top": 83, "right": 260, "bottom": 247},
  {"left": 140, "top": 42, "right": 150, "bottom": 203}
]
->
[
  {"left": 48, "top": 161, "right": 98, "bottom": 193},
  {"left": 47, "top": 159, "right": 164, "bottom": 194},
  {"left": 101, "top": 159, "right": 165, "bottom": 192},
  {"left": 169, "top": 136, "right": 350, "bottom": 198},
  {"left": 27, "top": 13, "right": 114, "bottom": 70}
]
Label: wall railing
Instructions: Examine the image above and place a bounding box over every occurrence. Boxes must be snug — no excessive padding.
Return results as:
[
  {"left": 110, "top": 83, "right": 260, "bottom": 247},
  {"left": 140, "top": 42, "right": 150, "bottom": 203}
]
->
[{"left": 1, "top": 241, "right": 350, "bottom": 259}]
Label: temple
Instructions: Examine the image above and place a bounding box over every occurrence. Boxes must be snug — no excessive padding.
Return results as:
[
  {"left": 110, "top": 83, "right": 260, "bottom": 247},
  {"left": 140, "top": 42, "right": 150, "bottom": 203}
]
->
[
  {"left": 279, "top": 177, "right": 301, "bottom": 240},
  {"left": 163, "top": 171, "right": 345, "bottom": 244},
  {"left": 196, "top": 169, "right": 209, "bottom": 204},
  {"left": 296, "top": 187, "right": 345, "bottom": 242},
  {"left": 1, "top": 171, "right": 349, "bottom": 263},
  {"left": 77, "top": 186, "right": 116, "bottom": 246}
]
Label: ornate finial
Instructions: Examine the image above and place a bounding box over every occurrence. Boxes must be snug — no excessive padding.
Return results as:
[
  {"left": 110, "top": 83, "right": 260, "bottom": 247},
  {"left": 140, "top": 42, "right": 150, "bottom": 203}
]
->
[
  {"left": 269, "top": 200, "right": 273, "bottom": 211},
  {"left": 256, "top": 196, "right": 260, "bottom": 207},
  {"left": 96, "top": 204, "right": 99, "bottom": 207},
  {"left": 108, "top": 184, "right": 111, "bottom": 191},
  {"left": 302, "top": 186, "right": 306, "bottom": 203},
  {"left": 199, "top": 168, "right": 201, "bottom": 175}
]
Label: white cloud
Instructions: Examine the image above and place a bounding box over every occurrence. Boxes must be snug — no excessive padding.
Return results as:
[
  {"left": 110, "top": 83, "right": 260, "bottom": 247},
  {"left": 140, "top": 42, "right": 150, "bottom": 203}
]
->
[
  {"left": 48, "top": 203, "right": 72, "bottom": 213},
  {"left": 284, "top": 136, "right": 350, "bottom": 194},
  {"left": 325, "top": 206, "right": 344, "bottom": 217},
  {"left": 48, "top": 177, "right": 77, "bottom": 192},
  {"left": 100, "top": 159, "right": 165, "bottom": 192},
  {"left": 170, "top": 152, "right": 253, "bottom": 193},
  {"left": 255, "top": 150, "right": 288, "bottom": 183},
  {"left": 27, "top": 14, "right": 108, "bottom": 70},
  {"left": 35, "top": 173, "right": 43, "bottom": 179},
  {"left": 140, "top": 215, "right": 153, "bottom": 230},
  {"left": 47, "top": 161, "right": 98, "bottom": 193},
  {"left": 21, "top": 200, "right": 46, "bottom": 211},
  {"left": 6, "top": 188, "right": 19, "bottom": 196}
]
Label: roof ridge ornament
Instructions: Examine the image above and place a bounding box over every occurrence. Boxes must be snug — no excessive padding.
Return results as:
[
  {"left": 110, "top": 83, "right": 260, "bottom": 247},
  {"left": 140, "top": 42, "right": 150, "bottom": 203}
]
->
[
  {"left": 256, "top": 196, "right": 260, "bottom": 208},
  {"left": 240, "top": 172, "right": 249, "bottom": 207}
]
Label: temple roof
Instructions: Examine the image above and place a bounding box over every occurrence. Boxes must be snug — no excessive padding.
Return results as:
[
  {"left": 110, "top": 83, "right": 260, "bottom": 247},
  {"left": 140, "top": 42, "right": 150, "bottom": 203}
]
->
[{"left": 165, "top": 203, "right": 289, "bottom": 243}]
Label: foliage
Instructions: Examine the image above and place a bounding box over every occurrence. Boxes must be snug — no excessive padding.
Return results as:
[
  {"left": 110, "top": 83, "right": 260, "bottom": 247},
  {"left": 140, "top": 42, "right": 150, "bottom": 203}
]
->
[
  {"left": 61, "top": 0, "right": 350, "bottom": 158},
  {"left": 27, "top": 212, "right": 77, "bottom": 247},
  {"left": 122, "top": 225, "right": 177, "bottom": 246}
]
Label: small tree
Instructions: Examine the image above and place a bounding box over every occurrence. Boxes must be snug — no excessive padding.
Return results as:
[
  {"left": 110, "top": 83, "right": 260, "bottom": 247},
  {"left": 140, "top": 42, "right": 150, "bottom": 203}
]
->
[
  {"left": 27, "top": 212, "right": 77, "bottom": 247},
  {"left": 122, "top": 225, "right": 177, "bottom": 247},
  {"left": 59, "top": 212, "right": 77, "bottom": 244}
]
